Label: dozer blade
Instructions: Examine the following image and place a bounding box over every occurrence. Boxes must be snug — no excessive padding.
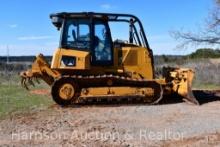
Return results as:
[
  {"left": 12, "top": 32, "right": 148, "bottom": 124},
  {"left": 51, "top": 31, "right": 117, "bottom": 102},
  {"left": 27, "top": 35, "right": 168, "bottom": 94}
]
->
[
  {"left": 164, "top": 67, "right": 199, "bottom": 105},
  {"left": 180, "top": 69, "right": 199, "bottom": 105},
  {"left": 183, "top": 88, "right": 199, "bottom": 105}
]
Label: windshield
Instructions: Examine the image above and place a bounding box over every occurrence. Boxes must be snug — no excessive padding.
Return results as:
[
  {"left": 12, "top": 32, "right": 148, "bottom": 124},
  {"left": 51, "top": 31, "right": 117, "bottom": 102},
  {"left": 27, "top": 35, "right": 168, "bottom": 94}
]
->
[{"left": 61, "top": 19, "right": 90, "bottom": 50}]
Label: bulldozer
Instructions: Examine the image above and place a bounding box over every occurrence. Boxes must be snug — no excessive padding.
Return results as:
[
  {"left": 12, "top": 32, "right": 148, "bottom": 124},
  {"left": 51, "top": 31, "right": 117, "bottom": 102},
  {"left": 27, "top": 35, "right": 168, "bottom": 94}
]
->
[{"left": 20, "top": 12, "right": 199, "bottom": 105}]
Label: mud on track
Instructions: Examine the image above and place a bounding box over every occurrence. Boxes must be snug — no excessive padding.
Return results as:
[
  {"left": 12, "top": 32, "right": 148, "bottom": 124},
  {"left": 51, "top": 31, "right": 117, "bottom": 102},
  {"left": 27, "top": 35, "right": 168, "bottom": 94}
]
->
[{"left": 0, "top": 90, "right": 220, "bottom": 146}]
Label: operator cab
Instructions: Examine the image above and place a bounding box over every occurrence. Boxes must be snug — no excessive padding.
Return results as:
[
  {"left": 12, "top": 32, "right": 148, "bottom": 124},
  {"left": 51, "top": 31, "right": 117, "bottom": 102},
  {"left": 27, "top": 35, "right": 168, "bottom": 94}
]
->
[
  {"left": 50, "top": 12, "right": 152, "bottom": 68},
  {"left": 61, "top": 18, "right": 113, "bottom": 66}
]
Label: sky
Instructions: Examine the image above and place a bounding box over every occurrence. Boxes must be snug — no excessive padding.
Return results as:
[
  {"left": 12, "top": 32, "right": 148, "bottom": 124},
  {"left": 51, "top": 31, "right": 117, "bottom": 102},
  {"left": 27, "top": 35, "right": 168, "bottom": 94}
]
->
[{"left": 0, "top": 0, "right": 214, "bottom": 56}]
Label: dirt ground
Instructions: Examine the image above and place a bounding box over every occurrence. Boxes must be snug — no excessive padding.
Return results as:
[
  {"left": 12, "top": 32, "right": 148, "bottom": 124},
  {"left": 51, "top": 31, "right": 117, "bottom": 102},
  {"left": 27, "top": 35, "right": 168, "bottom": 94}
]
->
[
  {"left": 30, "top": 89, "right": 50, "bottom": 96},
  {"left": 1, "top": 90, "right": 220, "bottom": 146}
]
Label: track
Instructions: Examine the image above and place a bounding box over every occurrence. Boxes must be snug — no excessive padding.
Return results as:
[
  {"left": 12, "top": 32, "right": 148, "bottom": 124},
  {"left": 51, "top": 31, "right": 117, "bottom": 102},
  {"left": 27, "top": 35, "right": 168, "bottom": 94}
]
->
[
  {"left": 53, "top": 74, "right": 164, "bottom": 105},
  {"left": 61, "top": 74, "right": 163, "bottom": 88},
  {"left": 70, "top": 89, "right": 220, "bottom": 105}
]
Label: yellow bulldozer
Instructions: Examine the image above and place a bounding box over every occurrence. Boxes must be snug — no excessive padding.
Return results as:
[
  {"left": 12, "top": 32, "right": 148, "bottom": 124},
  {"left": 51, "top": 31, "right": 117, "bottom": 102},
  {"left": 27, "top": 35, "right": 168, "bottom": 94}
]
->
[{"left": 20, "top": 12, "right": 199, "bottom": 105}]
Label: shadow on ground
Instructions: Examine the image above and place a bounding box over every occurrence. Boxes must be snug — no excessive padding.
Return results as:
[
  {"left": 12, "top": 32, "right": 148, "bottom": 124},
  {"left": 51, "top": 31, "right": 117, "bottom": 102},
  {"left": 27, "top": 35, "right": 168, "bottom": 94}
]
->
[
  {"left": 193, "top": 90, "right": 220, "bottom": 105},
  {"left": 159, "top": 90, "right": 220, "bottom": 105}
]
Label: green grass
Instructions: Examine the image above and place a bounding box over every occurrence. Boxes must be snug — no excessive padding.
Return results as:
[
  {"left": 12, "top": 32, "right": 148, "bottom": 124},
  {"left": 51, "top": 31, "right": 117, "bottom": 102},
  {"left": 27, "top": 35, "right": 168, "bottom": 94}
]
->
[{"left": 0, "top": 75, "right": 53, "bottom": 118}]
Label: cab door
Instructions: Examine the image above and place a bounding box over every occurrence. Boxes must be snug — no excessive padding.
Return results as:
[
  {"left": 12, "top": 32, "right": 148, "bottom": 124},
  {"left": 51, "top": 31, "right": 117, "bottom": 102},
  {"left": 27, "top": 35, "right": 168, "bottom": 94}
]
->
[{"left": 91, "top": 20, "right": 113, "bottom": 66}]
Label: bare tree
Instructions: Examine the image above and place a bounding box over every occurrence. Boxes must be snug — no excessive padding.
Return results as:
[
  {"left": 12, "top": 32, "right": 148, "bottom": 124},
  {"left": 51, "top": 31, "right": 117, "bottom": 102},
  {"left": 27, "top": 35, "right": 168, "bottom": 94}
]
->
[{"left": 172, "top": 0, "right": 220, "bottom": 48}]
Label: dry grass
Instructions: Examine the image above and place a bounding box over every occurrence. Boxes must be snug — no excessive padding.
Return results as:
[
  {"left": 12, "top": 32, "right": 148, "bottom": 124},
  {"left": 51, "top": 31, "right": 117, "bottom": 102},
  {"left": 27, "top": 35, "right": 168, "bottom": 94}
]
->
[{"left": 155, "top": 58, "right": 220, "bottom": 89}]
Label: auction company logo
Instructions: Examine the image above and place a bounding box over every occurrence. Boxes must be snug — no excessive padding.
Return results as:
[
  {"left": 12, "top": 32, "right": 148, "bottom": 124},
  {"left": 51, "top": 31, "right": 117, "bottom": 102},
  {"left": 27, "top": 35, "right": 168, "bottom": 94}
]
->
[{"left": 11, "top": 129, "right": 184, "bottom": 142}]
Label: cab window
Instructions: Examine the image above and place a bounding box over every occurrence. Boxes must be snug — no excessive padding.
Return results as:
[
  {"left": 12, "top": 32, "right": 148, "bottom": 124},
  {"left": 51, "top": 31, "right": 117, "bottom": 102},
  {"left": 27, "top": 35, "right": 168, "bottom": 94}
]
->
[
  {"left": 62, "top": 19, "right": 90, "bottom": 50},
  {"left": 92, "top": 21, "right": 113, "bottom": 65}
]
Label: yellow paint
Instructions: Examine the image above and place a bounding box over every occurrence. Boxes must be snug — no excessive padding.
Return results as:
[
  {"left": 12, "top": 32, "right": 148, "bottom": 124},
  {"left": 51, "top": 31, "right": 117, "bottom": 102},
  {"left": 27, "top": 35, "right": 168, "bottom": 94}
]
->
[
  {"left": 51, "top": 48, "right": 90, "bottom": 70},
  {"left": 59, "top": 83, "right": 75, "bottom": 100},
  {"left": 20, "top": 46, "right": 197, "bottom": 104}
]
